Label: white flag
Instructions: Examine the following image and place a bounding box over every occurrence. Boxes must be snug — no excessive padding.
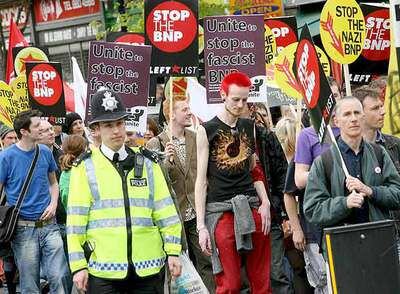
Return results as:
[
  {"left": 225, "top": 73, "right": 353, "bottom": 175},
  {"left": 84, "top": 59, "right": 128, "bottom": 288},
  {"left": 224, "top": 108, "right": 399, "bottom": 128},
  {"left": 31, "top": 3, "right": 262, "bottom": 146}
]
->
[
  {"left": 71, "top": 56, "right": 87, "bottom": 120},
  {"left": 187, "top": 78, "right": 223, "bottom": 122}
]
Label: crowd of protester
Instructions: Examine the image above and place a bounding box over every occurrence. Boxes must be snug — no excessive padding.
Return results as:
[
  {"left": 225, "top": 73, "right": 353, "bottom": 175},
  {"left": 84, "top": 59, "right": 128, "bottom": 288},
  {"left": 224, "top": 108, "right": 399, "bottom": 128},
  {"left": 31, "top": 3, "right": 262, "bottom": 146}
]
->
[{"left": 0, "top": 72, "right": 399, "bottom": 294}]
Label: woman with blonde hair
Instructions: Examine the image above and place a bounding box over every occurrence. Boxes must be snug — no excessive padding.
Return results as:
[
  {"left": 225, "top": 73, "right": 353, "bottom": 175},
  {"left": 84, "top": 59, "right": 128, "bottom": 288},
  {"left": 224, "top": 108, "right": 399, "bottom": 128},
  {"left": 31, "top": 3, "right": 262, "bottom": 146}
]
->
[
  {"left": 59, "top": 135, "right": 88, "bottom": 208},
  {"left": 275, "top": 117, "right": 297, "bottom": 162}
]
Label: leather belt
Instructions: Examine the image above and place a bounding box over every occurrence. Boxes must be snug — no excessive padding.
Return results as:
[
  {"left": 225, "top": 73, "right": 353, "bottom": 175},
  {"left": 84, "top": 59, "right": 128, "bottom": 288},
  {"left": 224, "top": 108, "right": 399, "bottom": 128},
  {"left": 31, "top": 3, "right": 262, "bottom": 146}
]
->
[{"left": 17, "top": 218, "right": 55, "bottom": 228}]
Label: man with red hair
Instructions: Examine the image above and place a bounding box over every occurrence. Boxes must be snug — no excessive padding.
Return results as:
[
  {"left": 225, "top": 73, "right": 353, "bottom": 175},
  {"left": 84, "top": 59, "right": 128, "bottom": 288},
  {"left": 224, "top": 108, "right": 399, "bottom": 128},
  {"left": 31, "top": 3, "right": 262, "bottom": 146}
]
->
[{"left": 195, "top": 72, "right": 272, "bottom": 293}]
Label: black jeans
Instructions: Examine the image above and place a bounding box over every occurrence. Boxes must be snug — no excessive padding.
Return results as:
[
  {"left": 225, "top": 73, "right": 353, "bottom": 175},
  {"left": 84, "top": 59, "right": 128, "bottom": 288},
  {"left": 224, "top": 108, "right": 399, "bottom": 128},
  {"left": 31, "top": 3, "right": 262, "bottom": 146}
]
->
[
  {"left": 88, "top": 267, "right": 164, "bottom": 294},
  {"left": 184, "top": 218, "right": 216, "bottom": 293}
]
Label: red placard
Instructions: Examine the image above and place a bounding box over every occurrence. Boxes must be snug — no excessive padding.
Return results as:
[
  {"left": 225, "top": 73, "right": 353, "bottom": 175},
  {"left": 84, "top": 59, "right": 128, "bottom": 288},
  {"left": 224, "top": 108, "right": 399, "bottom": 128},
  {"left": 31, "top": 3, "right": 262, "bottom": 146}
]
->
[
  {"left": 296, "top": 39, "right": 320, "bottom": 109},
  {"left": 362, "top": 8, "right": 390, "bottom": 61},
  {"left": 146, "top": 1, "right": 197, "bottom": 53},
  {"left": 34, "top": 0, "right": 100, "bottom": 23},
  {"left": 264, "top": 16, "right": 297, "bottom": 53},
  {"left": 28, "top": 63, "right": 63, "bottom": 106}
]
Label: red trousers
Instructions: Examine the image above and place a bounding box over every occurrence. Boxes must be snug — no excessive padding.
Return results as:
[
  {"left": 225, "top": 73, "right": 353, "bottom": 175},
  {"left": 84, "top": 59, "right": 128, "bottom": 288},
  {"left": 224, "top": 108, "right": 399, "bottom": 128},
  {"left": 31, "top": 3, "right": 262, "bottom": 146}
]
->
[{"left": 214, "top": 209, "right": 272, "bottom": 294}]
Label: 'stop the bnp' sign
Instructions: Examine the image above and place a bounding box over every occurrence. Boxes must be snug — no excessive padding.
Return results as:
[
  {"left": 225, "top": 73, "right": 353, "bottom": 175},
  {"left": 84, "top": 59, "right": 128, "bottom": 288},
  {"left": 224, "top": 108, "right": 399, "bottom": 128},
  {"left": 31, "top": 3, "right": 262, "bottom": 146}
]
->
[
  {"left": 145, "top": 0, "right": 198, "bottom": 76},
  {"left": 320, "top": 0, "right": 366, "bottom": 64}
]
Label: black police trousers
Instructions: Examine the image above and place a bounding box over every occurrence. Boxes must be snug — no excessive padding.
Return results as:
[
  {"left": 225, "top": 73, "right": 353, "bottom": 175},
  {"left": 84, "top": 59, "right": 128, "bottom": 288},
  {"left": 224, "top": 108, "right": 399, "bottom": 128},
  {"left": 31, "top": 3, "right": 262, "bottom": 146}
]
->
[{"left": 88, "top": 267, "right": 164, "bottom": 294}]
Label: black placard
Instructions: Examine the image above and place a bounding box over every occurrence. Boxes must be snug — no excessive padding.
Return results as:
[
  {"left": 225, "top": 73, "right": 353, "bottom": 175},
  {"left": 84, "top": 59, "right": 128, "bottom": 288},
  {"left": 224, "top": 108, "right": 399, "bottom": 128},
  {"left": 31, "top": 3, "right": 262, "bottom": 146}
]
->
[
  {"left": 26, "top": 62, "right": 66, "bottom": 124},
  {"left": 145, "top": 0, "right": 199, "bottom": 76},
  {"left": 294, "top": 25, "right": 335, "bottom": 142}
]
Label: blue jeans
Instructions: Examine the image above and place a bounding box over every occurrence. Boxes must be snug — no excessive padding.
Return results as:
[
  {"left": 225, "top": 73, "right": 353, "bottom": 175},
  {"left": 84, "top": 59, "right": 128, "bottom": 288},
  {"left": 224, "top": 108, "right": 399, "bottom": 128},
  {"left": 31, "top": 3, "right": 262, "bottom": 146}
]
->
[{"left": 11, "top": 222, "right": 72, "bottom": 294}]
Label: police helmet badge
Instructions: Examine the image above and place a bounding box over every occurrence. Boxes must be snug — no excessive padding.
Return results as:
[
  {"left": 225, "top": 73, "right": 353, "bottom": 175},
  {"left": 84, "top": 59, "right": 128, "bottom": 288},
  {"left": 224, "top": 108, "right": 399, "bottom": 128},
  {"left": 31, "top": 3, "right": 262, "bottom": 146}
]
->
[{"left": 102, "top": 91, "right": 119, "bottom": 111}]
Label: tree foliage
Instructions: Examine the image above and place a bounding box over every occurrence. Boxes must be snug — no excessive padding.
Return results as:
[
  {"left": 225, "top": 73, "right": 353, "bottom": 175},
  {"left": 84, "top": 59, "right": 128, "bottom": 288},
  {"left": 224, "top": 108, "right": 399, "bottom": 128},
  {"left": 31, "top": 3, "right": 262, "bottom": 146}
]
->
[{"left": 92, "top": 0, "right": 229, "bottom": 40}]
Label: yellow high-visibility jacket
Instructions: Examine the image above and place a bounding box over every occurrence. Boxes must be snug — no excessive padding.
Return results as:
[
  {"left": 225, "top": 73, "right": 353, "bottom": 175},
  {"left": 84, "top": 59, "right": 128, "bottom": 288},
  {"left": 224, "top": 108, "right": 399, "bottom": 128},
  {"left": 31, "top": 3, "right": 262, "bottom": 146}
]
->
[{"left": 66, "top": 147, "right": 182, "bottom": 279}]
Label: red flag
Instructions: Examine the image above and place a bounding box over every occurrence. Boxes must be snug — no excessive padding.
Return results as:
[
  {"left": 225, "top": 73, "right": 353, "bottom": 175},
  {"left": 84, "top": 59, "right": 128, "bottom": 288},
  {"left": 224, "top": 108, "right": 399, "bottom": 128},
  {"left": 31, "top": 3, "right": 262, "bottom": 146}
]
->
[
  {"left": 6, "top": 20, "right": 28, "bottom": 84},
  {"left": 63, "top": 81, "right": 75, "bottom": 113},
  {"left": 330, "top": 59, "right": 343, "bottom": 92}
]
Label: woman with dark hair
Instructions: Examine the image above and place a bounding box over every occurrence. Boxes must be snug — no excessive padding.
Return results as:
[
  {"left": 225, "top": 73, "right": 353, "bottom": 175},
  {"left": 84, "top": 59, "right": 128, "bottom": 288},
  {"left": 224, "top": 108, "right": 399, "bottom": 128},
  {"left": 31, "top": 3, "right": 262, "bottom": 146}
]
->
[
  {"left": 144, "top": 117, "right": 160, "bottom": 143},
  {"left": 62, "top": 112, "right": 85, "bottom": 137},
  {"left": 59, "top": 135, "right": 88, "bottom": 209}
]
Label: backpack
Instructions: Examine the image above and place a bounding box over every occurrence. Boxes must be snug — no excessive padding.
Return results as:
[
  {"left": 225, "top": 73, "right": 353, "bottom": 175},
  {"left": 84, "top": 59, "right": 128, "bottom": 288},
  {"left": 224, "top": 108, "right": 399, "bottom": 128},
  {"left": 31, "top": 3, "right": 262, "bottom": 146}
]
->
[{"left": 321, "top": 143, "right": 384, "bottom": 192}]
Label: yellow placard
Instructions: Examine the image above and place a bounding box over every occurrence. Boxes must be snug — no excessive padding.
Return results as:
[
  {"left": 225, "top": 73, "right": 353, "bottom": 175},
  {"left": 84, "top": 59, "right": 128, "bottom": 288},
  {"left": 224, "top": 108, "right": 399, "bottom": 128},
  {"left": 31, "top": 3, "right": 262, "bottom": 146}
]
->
[
  {"left": 10, "top": 75, "right": 30, "bottom": 113},
  {"left": 316, "top": 46, "right": 331, "bottom": 76},
  {"left": 274, "top": 43, "right": 303, "bottom": 99},
  {"left": 265, "top": 24, "right": 277, "bottom": 65},
  {"left": 266, "top": 63, "right": 276, "bottom": 86},
  {"left": 198, "top": 24, "right": 205, "bottom": 55},
  {"left": 320, "top": 0, "right": 366, "bottom": 64},
  {"left": 382, "top": 31, "right": 400, "bottom": 137},
  {"left": 230, "top": 0, "right": 283, "bottom": 17},
  {"left": 0, "top": 81, "right": 16, "bottom": 127},
  {"left": 14, "top": 47, "right": 49, "bottom": 76},
  {"left": 274, "top": 43, "right": 331, "bottom": 99}
]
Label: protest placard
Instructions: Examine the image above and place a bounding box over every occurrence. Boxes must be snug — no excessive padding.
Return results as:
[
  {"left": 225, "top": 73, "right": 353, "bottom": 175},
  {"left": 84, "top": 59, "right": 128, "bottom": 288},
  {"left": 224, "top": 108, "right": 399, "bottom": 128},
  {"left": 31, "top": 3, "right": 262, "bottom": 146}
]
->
[
  {"left": 106, "top": 32, "right": 145, "bottom": 45},
  {"left": 264, "top": 16, "right": 298, "bottom": 88},
  {"left": 0, "top": 81, "right": 16, "bottom": 127},
  {"left": 349, "top": 4, "right": 390, "bottom": 85},
  {"left": 320, "top": 0, "right": 366, "bottom": 65},
  {"left": 10, "top": 75, "right": 30, "bottom": 113},
  {"left": 390, "top": 0, "right": 400, "bottom": 82},
  {"left": 274, "top": 43, "right": 302, "bottom": 99},
  {"left": 264, "top": 16, "right": 298, "bottom": 54},
  {"left": 13, "top": 47, "right": 49, "bottom": 77},
  {"left": 86, "top": 41, "right": 152, "bottom": 133},
  {"left": 145, "top": 0, "right": 198, "bottom": 76},
  {"left": 274, "top": 42, "right": 330, "bottom": 100},
  {"left": 267, "top": 86, "right": 297, "bottom": 107},
  {"left": 26, "top": 62, "right": 66, "bottom": 124},
  {"left": 382, "top": 9, "right": 400, "bottom": 138},
  {"left": 230, "top": 0, "right": 283, "bottom": 18},
  {"left": 204, "top": 14, "right": 266, "bottom": 103},
  {"left": 148, "top": 76, "right": 158, "bottom": 107},
  {"left": 294, "top": 25, "right": 336, "bottom": 142},
  {"left": 264, "top": 24, "right": 277, "bottom": 65}
]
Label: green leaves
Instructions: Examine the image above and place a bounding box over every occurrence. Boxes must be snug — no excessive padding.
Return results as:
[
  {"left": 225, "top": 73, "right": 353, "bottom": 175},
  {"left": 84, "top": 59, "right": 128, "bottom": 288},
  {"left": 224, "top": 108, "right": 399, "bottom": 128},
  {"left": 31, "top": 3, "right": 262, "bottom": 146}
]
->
[{"left": 92, "top": 0, "right": 230, "bottom": 39}]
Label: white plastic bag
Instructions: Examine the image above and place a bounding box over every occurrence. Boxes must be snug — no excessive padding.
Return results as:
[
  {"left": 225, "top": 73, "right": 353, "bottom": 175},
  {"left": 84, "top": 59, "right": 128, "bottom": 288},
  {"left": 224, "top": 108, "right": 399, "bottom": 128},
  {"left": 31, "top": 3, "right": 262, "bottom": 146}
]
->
[{"left": 170, "top": 252, "right": 209, "bottom": 294}]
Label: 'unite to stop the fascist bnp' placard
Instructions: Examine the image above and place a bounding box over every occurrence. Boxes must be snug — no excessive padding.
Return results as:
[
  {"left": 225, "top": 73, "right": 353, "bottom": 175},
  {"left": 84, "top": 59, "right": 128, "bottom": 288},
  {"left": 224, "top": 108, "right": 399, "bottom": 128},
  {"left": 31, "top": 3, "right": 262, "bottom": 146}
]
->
[{"left": 204, "top": 15, "right": 266, "bottom": 104}]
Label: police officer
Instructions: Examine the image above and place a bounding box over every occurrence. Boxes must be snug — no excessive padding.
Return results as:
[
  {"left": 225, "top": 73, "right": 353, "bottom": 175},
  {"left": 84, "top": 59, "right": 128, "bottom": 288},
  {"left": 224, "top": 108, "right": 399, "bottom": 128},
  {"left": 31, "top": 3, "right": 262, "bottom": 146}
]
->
[{"left": 66, "top": 89, "right": 182, "bottom": 293}]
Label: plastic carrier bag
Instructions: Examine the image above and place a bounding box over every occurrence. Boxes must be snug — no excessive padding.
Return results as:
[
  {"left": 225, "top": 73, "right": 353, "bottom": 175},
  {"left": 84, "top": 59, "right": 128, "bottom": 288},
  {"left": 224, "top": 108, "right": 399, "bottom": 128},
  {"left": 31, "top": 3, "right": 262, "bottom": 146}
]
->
[{"left": 170, "top": 252, "right": 209, "bottom": 294}]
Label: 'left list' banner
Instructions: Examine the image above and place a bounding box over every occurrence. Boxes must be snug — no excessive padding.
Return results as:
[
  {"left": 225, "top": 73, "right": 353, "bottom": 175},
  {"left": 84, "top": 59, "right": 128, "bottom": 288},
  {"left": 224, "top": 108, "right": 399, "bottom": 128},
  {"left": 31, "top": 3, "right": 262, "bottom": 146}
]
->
[{"left": 86, "top": 41, "right": 152, "bottom": 133}]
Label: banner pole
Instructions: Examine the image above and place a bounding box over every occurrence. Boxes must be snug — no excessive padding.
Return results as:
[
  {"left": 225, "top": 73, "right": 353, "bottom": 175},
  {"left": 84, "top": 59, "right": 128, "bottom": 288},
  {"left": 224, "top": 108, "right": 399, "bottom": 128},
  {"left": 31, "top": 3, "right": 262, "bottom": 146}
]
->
[
  {"left": 295, "top": 99, "right": 302, "bottom": 139},
  {"left": 327, "top": 125, "right": 349, "bottom": 178},
  {"left": 264, "top": 91, "right": 274, "bottom": 129},
  {"left": 169, "top": 77, "right": 174, "bottom": 162},
  {"left": 343, "top": 64, "right": 352, "bottom": 96}
]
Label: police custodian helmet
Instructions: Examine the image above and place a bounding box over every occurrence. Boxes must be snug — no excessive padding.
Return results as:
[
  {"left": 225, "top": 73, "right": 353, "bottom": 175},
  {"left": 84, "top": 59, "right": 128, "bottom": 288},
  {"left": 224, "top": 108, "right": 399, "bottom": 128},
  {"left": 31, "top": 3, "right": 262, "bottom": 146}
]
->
[{"left": 89, "top": 89, "right": 129, "bottom": 126}]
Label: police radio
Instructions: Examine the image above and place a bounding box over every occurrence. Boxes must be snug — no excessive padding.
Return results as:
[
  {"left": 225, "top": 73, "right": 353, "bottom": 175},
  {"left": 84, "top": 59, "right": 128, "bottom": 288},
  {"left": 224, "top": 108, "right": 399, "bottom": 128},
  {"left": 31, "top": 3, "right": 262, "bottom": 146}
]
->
[{"left": 134, "top": 153, "right": 144, "bottom": 178}]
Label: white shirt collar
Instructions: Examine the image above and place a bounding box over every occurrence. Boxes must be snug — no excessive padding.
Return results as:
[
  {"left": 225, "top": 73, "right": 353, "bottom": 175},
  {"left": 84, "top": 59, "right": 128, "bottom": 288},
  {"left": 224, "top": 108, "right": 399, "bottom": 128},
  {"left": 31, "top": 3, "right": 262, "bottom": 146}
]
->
[{"left": 100, "top": 144, "right": 128, "bottom": 161}]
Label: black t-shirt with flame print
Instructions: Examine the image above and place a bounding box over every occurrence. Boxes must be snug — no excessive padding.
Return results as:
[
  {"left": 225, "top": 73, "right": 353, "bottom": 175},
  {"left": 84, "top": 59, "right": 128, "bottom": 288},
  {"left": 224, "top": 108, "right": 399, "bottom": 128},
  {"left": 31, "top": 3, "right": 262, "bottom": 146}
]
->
[{"left": 203, "top": 116, "right": 256, "bottom": 203}]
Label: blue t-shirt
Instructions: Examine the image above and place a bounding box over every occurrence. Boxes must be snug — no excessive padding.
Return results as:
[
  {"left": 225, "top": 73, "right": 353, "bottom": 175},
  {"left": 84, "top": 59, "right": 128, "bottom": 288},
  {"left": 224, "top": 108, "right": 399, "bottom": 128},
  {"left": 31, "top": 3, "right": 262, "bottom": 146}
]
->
[{"left": 0, "top": 144, "right": 58, "bottom": 220}]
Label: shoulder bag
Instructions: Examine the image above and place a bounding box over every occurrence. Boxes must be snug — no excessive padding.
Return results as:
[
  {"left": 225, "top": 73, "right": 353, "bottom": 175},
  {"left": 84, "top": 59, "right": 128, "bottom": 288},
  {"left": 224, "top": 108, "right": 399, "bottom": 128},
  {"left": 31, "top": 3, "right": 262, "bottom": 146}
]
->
[{"left": 0, "top": 145, "right": 40, "bottom": 243}]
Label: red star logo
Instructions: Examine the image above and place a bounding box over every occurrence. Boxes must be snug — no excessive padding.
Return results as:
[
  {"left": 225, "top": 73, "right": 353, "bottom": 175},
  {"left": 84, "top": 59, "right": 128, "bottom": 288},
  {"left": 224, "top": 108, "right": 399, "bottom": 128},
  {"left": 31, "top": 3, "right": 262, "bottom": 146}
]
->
[
  {"left": 171, "top": 65, "right": 181, "bottom": 74},
  {"left": 19, "top": 54, "right": 41, "bottom": 73}
]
